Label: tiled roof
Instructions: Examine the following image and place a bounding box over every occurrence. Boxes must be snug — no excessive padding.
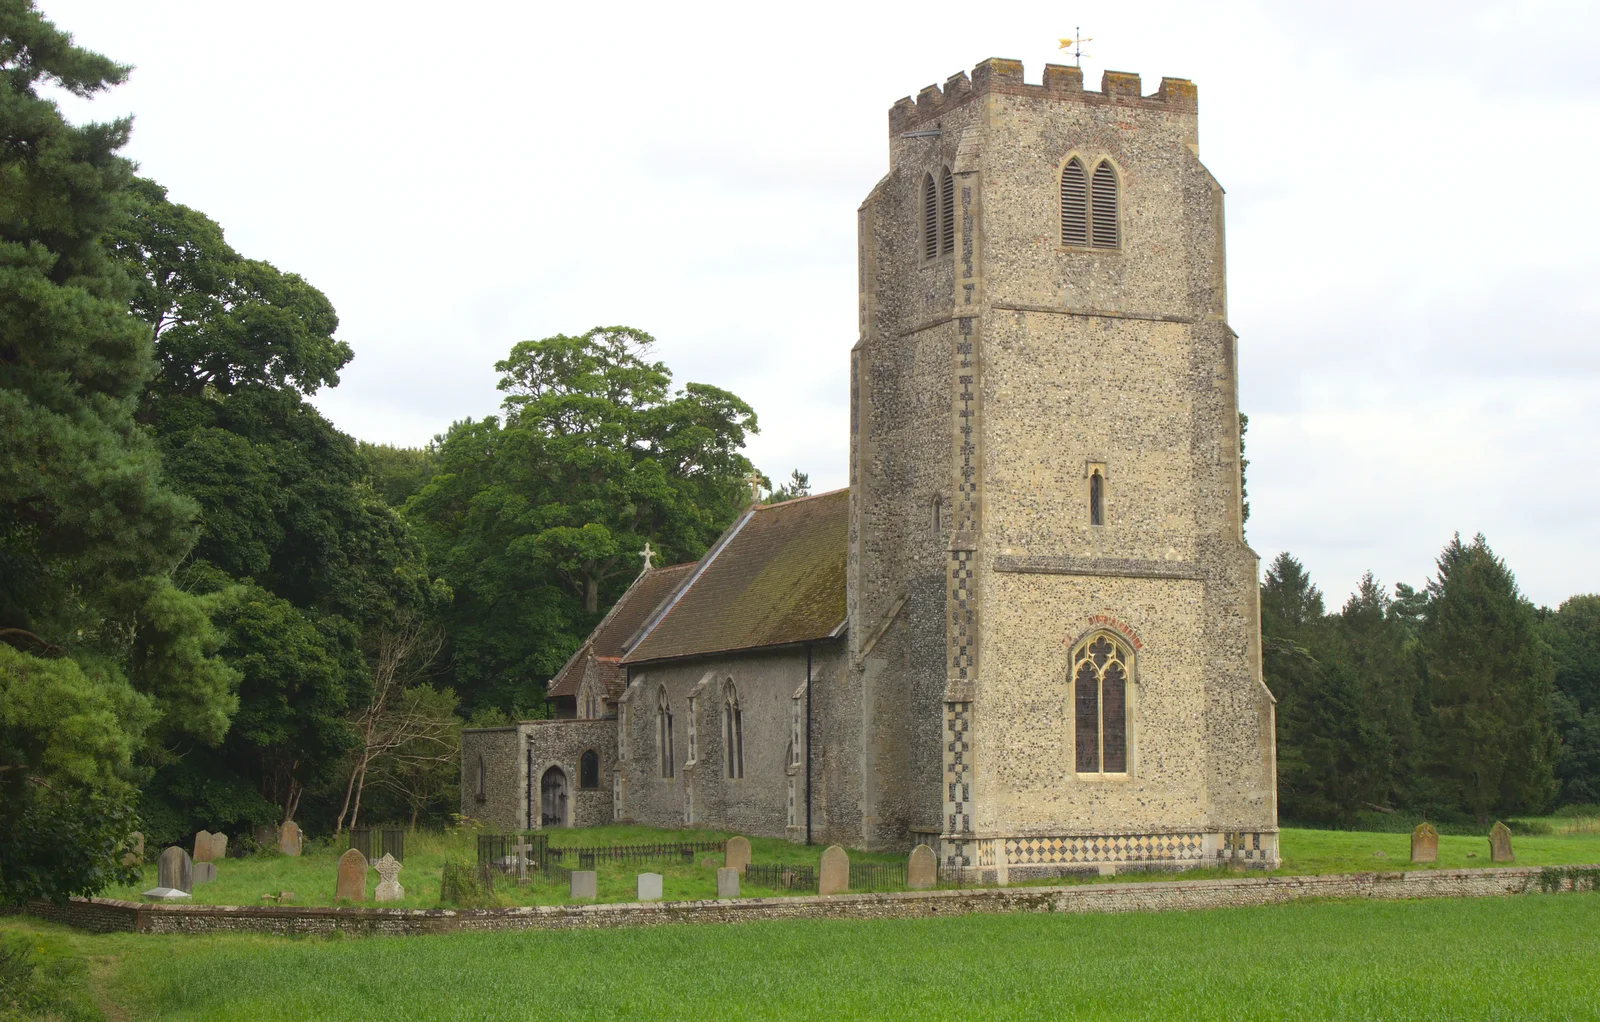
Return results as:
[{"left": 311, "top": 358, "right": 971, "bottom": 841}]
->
[
  {"left": 623, "top": 488, "right": 848, "bottom": 664},
  {"left": 546, "top": 562, "right": 696, "bottom": 699}
]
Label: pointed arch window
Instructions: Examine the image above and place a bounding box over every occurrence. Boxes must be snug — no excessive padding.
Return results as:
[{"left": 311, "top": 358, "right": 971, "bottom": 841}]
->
[
  {"left": 1062, "top": 158, "right": 1120, "bottom": 249},
  {"left": 724, "top": 681, "right": 745, "bottom": 779},
  {"left": 1091, "top": 160, "right": 1119, "bottom": 248},
  {"left": 657, "top": 687, "right": 674, "bottom": 778},
  {"left": 940, "top": 167, "right": 955, "bottom": 255},
  {"left": 1073, "top": 633, "right": 1130, "bottom": 773},
  {"left": 923, "top": 173, "right": 939, "bottom": 260},
  {"left": 1089, "top": 467, "right": 1105, "bottom": 526},
  {"left": 1061, "top": 157, "right": 1088, "bottom": 246},
  {"left": 579, "top": 749, "right": 599, "bottom": 790}
]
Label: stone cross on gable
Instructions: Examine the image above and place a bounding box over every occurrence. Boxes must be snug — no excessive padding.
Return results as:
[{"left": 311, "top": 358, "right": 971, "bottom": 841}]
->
[
  {"left": 639, "top": 541, "right": 655, "bottom": 572},
  {"left": 744, "top": 472, "right": 764, "bottom": 505}
]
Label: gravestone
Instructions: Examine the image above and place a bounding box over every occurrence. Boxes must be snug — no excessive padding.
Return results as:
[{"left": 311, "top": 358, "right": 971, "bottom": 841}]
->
[
  {"left": 701, "top": 857, "right": 718, "bottom": 871},
  {"left": 1489, "top": 821, "right": 1515, "bottom": 862},
  {"left": 335, "top": 847, "right": 368, "bottom": 902},
  {"left": 725, "top": 836, "right": 751, "bottom": 874},
  {"left": 121, "top": 831, "right": 144, "bottom": 867},
  {"left": 716, "top": 867, "right": 740, "bottom": 899},
  {"left": 1411, "top": 823, "right": 1439, "bottom": 863},
  {"left": 907, "top": 844, "right": 936, "bottom": 890},
  {"left": 374, "top": 853, "right": 404, "bottom": 902},
  {"left": 209, "top": 832, "right": 228, "bottom": 860},
  {"left": 193, "top": 830, "right": 215, "bottom": 862},
  {"left": 193, "top": 861, "right": 216, "bottom": 886},
  {"left": 819, "top": 845, "right": 848, "bottom": 895},
  {"left": 637, "top": 872, "right": 663, "bottom": 901},
  {"left": 157, "top": 846, "right": 193, "bottom": 893},
  {"left": 570, "top": 870, "right": 598, "bottom": 900},
  {"left": 253, "top": 824, "right": 276, "bottom": 849},
  {"left": 278, "top": 821, "right": 302, "bottom": 856}
]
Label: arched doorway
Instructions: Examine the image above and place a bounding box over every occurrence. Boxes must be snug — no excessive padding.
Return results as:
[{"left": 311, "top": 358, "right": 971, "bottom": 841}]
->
[{"left": 540, "top": 766, "right": 569, "bottom": 828}]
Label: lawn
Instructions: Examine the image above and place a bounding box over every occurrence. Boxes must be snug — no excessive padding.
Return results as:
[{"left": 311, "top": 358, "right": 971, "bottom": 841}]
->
[
  {"left": 5, "top": 891, "right": 1598, "bottom": 1020},
  {"left": 99, "top": 818, "right": 1600, "bottom": 909}
]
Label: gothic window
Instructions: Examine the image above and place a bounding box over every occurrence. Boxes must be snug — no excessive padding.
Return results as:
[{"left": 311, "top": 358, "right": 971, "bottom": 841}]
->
[
  {"left": 1091, "top": 160, "right": 1119, "bottom": 249},
  {"left": 1072, "top": 633, "right": 1131, "bottom": 773},
  {"left": 940, "top": 167, "right": 955, "bottom": 255},
  {"left": 923, "top": 173, "right": 939, "bottom": 260},
  {"left": 579, "top": 749, "right": 599, "bottom": 790},
  {"left": 1062, "top": 158, "right": 1120, "bottom": 249},
  {"left": 687, "top": 695, "right": 698, "bottom": 764},
  {"left": 724, "top": 682, "right": 745, "bottom": 779},
  {"left": 657, "top": 687, "right": 674, "bottom": 778},
  {"left": 1089, "top": 468, "right": 1105, "bottom": 526},
  {"left": 1060, "top": 157, "right": 1088, "bottom": 246},
  {"left": 475, "top": 754, "right": 486, "bottom": 802}
]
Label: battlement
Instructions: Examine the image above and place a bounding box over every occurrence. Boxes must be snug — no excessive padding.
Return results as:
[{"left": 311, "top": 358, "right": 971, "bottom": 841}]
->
[{"left": 889, "top": 59, "right": 1197, "bottom": 135}]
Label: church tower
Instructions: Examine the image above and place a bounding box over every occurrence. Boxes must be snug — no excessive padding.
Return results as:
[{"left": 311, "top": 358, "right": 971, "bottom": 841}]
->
[{"left": 849, "top": 60, "right": 1278, "bottom": 875}]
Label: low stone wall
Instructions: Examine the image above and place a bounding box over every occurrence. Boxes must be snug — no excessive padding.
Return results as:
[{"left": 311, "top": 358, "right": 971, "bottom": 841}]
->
[{"left": 16, "top": 865, "right": 1596, "bottom": 938}]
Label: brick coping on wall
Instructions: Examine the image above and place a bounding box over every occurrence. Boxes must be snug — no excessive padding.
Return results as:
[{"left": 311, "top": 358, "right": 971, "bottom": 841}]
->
[{"left": 13, "top": 864, "right": 1596, "bottom": 937}]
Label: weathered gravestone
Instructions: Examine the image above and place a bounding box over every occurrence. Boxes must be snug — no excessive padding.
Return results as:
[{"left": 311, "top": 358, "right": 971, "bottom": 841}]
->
[
  {"left": 278, "top": 821, "right": 302, "bottom": 857},
  {"left": 716, "top": 867, "right": 740, "bottom": 899},
  {"left": 192, "top": 861, "right": 216, "bottom": 886},
  {"left": 1489, "top": 821, "right": 1515, "bottom": 862},
  {"left": 253, "top": 824, "right": 276, "bottom": 849},
  {"left": 637, "top": 872, "right": 663, "bottom": 901},
  {"left": 724, "top": 836, "right": 751, "bottom": 874},
  {"left": 907, "top": 844, "right": 937, "bottom": 890},
  {"left": 374, "top": 853, "right": 404, "bottom": 902},
  {"left": 570, "top": 870, "right": 598, "bottom": 900},
  {"left": 157, "top": 846, "right": 192, "bottom": 893},
  {"left": 193, "top": 830, "right": 215, "bottom": 862},
  {"left": 1411, "top": 823, "right": 1439, "bottom": 863},
  {"left": 121, "top": 831, "right": 144, "bottom": 866},
  {"left": 335, "top": 847, "right": 368, "bottom": 902},
  {"left": 819, "top": 845, "right": 849, "bottom": 896},
  {"left": 209, "top": 832, "right": 228, "bottom": 860}
]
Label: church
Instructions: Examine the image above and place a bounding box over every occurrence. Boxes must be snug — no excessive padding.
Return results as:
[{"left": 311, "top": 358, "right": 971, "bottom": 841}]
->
[{"left": 461, "top": 57, "right": 1279, "bottom": 878}]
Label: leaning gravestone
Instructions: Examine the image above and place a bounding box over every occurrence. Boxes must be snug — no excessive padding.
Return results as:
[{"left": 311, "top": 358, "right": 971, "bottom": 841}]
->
[
  {"left": 335, "top": 847, "right": 368, "bottom": 902},
  {"left": 716, "top": 867, "right": 740, "bottom": 898},
  {"left": 192, "top": 861, "right": 217, "bottom": 886},
  {"left": 1489, "top": 821, "right": 1515, "bottom": 863},
  {"left": 193, "top": 829, "right": 215, "bottom": 863},
  {"left": 907, "top": 844, "right": 937, "bottom": 890},
  {"left": 725, "top": 836, "right": 751, "bottom": 874},
  {"left": 637, "top": 872, "right": 663, "bottom": 901},
  {"left": 278, "top": 821, "right": 302, "bottom": 857},
  {"left": 121, "top": 831, "right": 144, "bottom": 866},
  {"left": 157, "top": 846, "right": 193, "bottom": 894},
  {"left": 819, "top": 845, "right": 849, "bottom": 895},
  {"left": 570, "top": 870, "right": 598, "bottom": 900},
  {"left": 374, "top": 853, "right": 404, "bottom": 902},
  {"left": 1411, "top": 823, "right": 1439, "bottom": 863}
]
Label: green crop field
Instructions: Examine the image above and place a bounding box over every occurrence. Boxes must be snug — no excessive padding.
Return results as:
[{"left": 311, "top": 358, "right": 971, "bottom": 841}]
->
[{"left": 4, "top": 891, "right": 1599, "bottom": 1020}]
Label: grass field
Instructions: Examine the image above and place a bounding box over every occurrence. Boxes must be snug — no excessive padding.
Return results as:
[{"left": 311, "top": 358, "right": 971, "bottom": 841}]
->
[
  {"left": 4, "top": 891, "right": 1599, "bottom": 1020},
  {"left": 99, "top": 819, "right": 1600, "bottom": 909}
]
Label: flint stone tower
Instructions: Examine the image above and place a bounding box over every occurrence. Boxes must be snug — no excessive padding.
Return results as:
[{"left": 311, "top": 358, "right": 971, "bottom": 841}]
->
[{"left": 850, "top": 60, "right": 1278, "bottom": 875}]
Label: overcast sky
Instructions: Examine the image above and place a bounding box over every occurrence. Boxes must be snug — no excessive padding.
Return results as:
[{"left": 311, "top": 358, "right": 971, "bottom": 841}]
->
[{"left": 45, "top": 0, "right": 1599, "bottom": 608}]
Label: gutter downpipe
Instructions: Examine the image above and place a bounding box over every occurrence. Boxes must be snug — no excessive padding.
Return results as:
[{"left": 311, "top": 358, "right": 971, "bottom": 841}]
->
[{"left": 805, "top": 643, "right": 813, "bottom": 846}]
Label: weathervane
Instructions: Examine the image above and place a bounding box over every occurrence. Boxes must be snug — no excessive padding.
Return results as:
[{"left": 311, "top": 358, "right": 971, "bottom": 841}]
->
[{"left": 1058, "top": 29, "right": 1092, "bottom": 68}]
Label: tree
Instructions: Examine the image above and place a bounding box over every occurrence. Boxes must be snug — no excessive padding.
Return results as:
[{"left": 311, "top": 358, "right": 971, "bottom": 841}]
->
[
  {"left": 362, "top": 684, "right": 461, "bottom": 830},
  {"left": 361, "top": 441, "right": 438, "bottom": 507},
  {"left": 1261, "top": 552, "right": 1324, "bottom": 632},
  {"left": 0, "top": 1, "right": 236, "bottom": 902},
  {"left": 1333, "top": 572, "right": 1422, "bottom": 809},
  {"left": 1543, "top": 595, "right": 1600, "bottom": 804},
  {"left": 765, "top": 469, "right": 811, "bottom": 504},
  {"left": 1417, "top": 534, "right": 1558, "bottom": 817}
]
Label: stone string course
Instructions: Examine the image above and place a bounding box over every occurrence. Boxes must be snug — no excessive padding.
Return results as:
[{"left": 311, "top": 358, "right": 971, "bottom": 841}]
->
[{"left": 15, "top": 865, "right": 1594, "bottom": 938}]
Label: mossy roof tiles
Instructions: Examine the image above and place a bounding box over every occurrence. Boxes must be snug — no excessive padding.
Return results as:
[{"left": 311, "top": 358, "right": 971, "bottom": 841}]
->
[{"left": 546, "top": 561, "right": 696, "bottom": 699}]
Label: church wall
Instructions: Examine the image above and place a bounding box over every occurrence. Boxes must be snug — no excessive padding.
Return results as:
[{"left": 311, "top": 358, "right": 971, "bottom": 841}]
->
[
  {"left": 521, "top": 719, "right": 617, "bottom": 829},
  {"left": 459, "top": 726, "right": 524, "bottom": 832}
]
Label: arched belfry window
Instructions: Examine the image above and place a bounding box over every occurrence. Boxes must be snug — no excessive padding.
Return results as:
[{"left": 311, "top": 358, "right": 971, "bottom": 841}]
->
[
  {"left": 939, "top": 167, "right": 955, "bottom": 255},
  {"left": 922, "top": 173, "right": 939, "bottom": 260},
  {"left": 1073, "top": 633, "right": 1130, "bottom": 773},
  {"left": 724, "top": 682, "right": 744, "bottom": 779},
  {"left": 657, "top": 687, "right": 674, "bottom": 779},
  {"left": 579, "top": 749, "right": 599, "bottom": 790},
  {"left": 1061, "top": 157, "right": 1088, "bottom": 246},
  {"left": 1089, "top": 468, "right": 1105, "bottom": 526},
  {"left": 1091, "top": 160, "right": 1119, "bottom": 249}
]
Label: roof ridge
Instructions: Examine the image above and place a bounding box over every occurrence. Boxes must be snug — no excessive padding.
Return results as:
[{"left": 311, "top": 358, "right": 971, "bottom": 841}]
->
[
  {"left": 620, "top": 508, "right": 758, "bottom": 656},
  {"left": 752, "top": 486, "right": 849, "bottom": 511}
]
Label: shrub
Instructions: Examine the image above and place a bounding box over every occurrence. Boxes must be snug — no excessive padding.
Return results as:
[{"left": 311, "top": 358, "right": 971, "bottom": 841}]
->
[{"left": 440, "top": 860, "right": 494, "bottom": 908}]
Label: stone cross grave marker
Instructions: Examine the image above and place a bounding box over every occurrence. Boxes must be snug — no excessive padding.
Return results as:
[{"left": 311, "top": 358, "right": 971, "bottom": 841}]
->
[
  {"left": 121, "top": 831, "right": 144, "bottom": 867},
  {"left": 192, "top": 861, "right": 216, "bottom": 886},
  {"left": 278, "top": 821, "right": 302, "bottom": 857},
  {"left": 637, "top": 872, "right": 663, "bottom": 901},
  {"left": 374, "top": 853, "right": 404, "bottom": 902},
  {"left": 819, "top": 845, "right": 849, "bottom": 895},
  {"left": 724, "top": 836, "right": 751, "bottom": 874},
  {"left": 907, "top": 844, "right": 937, "bottom": 890},
  {"left": 1410, "top": 823, "right": 1439, "bottom": 863},
  {"left": 335, "top": 847, "right": 368, "bottom": 902},
  {"left": 1489, "top": 821, "right": 1515, "bottom": 862},
  {"left": 511, "top": 840, "right": 535, "bottom": 881},
  {"left": 716, "top": 867, "right": 740, "bottom": 898},
  {"left": 570, "top": 870, "right": 598, "bottom": 900},
  {"left": 193, "top": 830, "right": 215, "bottom": 862},
  {"left": 157, "top": 846, "right": 192, "bottom": 893}
]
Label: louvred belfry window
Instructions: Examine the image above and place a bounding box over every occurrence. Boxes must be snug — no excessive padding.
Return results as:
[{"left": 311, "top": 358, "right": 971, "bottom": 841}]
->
[
  {"left": 1073, "top": 634, "right": 1131, "bottom": 773},
  {"left": 923, "top": 173, "right": 939, "bottom": 260},
  {"left": 1061, "top": 158, "right": 1088, "bottom": 246},
  {"left": 1091, "top": 161, "right": 1119, "bottom": 248},
  {"left": 940, "top": 167, "right": 955, "bottom": 255}
]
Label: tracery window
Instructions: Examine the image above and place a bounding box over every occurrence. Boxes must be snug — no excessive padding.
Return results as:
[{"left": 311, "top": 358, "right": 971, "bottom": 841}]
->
[
  {"left": 657, "top": 687, "right": 674, "bottom": 778},
  {"left": 1061, "top": 157, "right": 1120, "bottom": 249},
  {"left": 724, "top": 682, "right": 745, "bottom": 779},
  {"left": 579, "top": 749, "right": 599, "bottom": 790},
  {"left": 1073, "top": 633, "right": 1130, "bottom": 773}
]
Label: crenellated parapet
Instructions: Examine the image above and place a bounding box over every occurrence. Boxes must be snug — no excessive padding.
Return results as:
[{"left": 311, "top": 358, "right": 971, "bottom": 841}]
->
[{"left": 888, "top": 59, "right": 1198, "bottom": 134}]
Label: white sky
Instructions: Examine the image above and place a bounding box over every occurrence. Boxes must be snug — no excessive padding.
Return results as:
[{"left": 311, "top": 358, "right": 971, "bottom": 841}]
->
[{"left": 45, "top": 0, "right": 1600, "bottom": 608}]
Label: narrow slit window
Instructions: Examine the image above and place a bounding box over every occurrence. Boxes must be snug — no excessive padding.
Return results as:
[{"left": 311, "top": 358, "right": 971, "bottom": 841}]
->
[
  {"left": 940, "top": 167, "right": 955, "bottom": 255},
  {"left": 476, "top": 754, "right": 486, "bottom": 801},
  {"left": 724, "top": 682, "right": 744, "bottom": 779},
  {"left": 1061, "top": 158, "right": 1088, "bottom": 246},
  {"left": 932, "top": 496, "right": 943, "bottom": 535},
  {"left": 657, "top": 687, "right": 674, "bottom": 778},
  {"left": 1089, "top": 470, "right": 1104, "bottom": 526},
  {"left": 923, "top": 173, "right": 939, "bottom": 260},
  {"left": 1091, "top": 161, "right": 1119, "bottom": 249}
]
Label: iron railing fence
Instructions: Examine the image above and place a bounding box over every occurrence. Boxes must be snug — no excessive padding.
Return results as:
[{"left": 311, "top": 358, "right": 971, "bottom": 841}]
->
[
  {"left": 936, "top": 865, "right": 968, "bottom": 888},
  {"left": 349, "top": 827, "right": 406, "bottom": 864},
  {"left": 848, "top": 860, "right": 906, "bottom": 892},
  {"left": 544, "top": 840, "right": 723, "bottom": 866},
  {"left": 744, "top": 863, "right": 818, "bottom": 892},
  {"left": 476, "top": 832, "right": 551, "bottom": 878}
]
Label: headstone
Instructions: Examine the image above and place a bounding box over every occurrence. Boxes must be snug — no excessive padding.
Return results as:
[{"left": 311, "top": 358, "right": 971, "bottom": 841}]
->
[
  {"left": 157, "top": 846, "right": 192, "bottom": 893},
  {"left": 121, "top": 831, "right": 144, "bottom": 866},
  {"left": 819, "top": 844, "right": 848, "bottom": 895},
  {"left": 209, "top": 832, "right": 228, "bottom": 860},
  {"left": 701, "top": 857, "right": 718, "bottom": 870},
  {"left": 374, "top": 853, "right": 404, "bottom": 902},
  {"left": 1489, "top": 821, "right": 1515, "bottom": 862},
  {"left": 253, "top": 824, "right": 276, "bottom": 849},
  {"left": 1411, "top": 823, "right": 1439, "bottom": 863},
  {"left": 725, "top": 836, "right": 751, "bottom": 874},
  {"left": 637, "top": 872, "right": 663, "bottom": 901},
  {"left": 335, "top": 847, "right": 368, "bottom": 902},
  {"left": 570, "top": 870, "right": 598, "bottom": 900},
  {"left": 141, "top": 887, "right": 190, "bottom": 901},
  {"left": 907, "top": 844, "right": 936, "bottom": 890},
  {"left": 192, "top": 861, "right": 216, "bottom": 886},
  {"left": 278, "top": 891, "right": 295, "bottom": 904},
  {"left": 716, "top": 867, "right": 740, "bottom": 898},
  {"left": 278, "top": 821, "right": 302, "bottom": 857},
  {"left": 193, "top": 829, "right": 215, "bottom": 862}
]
